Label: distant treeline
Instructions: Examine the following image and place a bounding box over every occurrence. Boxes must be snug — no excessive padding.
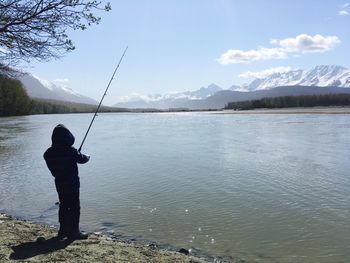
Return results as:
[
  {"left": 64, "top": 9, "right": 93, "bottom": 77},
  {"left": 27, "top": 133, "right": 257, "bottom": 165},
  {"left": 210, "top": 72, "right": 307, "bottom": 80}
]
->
[
  {"left": 0, "top": 75, "right": 128, "bottom": 117},
  {"left": 225, "top": 94, "right": 350, "bottom": 110}
]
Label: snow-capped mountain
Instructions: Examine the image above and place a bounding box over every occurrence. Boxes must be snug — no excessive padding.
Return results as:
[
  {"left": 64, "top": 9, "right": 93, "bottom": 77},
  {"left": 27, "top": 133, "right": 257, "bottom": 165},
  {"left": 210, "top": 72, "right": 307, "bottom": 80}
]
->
[
  {"left": 240, "top": 65, "right": 350, "bottom": 91},
  {"left": 114, "top": 65, "right": 350, "bottom": 109},
  {"left": 115, "top": 84, "right": 222, "bottom": 106},
  {"left": 181, "top": 83, "right": 222, "bottom": 99},
  {"left": 18, "top": 74, "right": 98, "bottom": 105}
]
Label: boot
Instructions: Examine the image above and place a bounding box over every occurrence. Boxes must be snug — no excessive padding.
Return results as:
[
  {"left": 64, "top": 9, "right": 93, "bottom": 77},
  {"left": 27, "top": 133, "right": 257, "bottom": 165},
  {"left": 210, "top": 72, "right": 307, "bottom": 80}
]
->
[
  {"left": 68, "top": 230, "right": 88, "bottom": 240},
  {"left": 57, "top": 223, "right": 70, "bottom": 240}
]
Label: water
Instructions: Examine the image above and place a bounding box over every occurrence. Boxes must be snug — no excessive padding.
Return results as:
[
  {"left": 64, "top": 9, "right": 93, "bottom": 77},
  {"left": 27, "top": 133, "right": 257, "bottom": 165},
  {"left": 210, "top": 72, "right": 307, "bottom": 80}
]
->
[{"left": 1, "top": 112, "right": 350, "bottom": 262}]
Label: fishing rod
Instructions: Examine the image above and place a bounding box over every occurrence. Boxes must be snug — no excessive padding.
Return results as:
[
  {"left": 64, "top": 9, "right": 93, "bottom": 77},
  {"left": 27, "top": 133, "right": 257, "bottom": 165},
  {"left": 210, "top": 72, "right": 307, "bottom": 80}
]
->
[{"left": 78, "top": 46, "right": 128, "bottom": 152}]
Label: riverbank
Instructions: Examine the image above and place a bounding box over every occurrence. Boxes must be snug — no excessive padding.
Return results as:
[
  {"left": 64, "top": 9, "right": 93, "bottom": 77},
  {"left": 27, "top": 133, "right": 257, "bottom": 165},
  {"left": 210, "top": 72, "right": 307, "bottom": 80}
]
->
[
  {"left": 0, "top": 213, "right": 212, "bottom": 263},
  {"left": 221, "top": 106, "right": 350, "bottom": 114}
]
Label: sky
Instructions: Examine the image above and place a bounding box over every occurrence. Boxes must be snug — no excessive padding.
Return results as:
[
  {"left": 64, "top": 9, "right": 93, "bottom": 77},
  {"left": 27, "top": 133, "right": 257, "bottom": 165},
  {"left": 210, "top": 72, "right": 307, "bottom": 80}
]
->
[{"left": 26, "top": 0, "right": 350, "bottom": 105}]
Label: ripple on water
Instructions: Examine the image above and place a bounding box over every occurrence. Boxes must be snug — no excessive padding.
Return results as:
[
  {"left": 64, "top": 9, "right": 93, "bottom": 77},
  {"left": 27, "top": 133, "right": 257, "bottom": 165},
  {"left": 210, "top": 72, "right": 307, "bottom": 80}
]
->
[{"left": 1, "top": 113, "right": 350, "bottom": 263}]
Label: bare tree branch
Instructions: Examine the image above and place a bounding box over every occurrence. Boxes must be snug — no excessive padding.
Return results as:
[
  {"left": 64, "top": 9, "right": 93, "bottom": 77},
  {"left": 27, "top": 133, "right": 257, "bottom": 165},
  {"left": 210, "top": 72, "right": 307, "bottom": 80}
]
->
[{"left": 0, "top": 0, "right": 111, "bottom": 68}]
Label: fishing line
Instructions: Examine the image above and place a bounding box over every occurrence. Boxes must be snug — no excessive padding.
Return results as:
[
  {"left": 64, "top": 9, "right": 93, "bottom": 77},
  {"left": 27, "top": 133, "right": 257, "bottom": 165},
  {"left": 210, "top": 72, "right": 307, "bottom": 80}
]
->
[{"left": 79, "top": 46, "right": 128, "bottom": 152}]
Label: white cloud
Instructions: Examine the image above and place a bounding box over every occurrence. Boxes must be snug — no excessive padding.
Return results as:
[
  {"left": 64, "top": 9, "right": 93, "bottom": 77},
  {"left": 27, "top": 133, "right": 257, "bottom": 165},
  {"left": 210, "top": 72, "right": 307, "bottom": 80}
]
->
[
  {"left": 53, "top": 78, "right": 69, "bottom": 83},
  {"left": 338, "top": 10, "right": 349, "bottom": 15},
  {"left": 272, "top": 34, "right": 340, "bottom": 53},
  {"left": 239, "top": 66, "right": 293, "bottom": 79},
  {"left": 218, "top": 34, "right": 341, "bottom": 64},
  {"left": 118, "top": 92, "right": 161, "bottom": 102},
  {"left": 52, "top": 78, "right": 70, "bottom": 89},
  {"left": 118, "top": 93, "right": 146, "bottom": 102},
  {"left": 217, "top": 47, "right": 287, "bottom": 64},
  {"left": 342, "top": 3, "right": 349, "bottom": 8}
]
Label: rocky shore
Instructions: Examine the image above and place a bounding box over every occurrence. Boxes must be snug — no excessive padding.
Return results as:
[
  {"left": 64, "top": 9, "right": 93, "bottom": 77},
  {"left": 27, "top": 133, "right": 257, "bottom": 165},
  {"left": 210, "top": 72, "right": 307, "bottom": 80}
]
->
[{"left": 0, "top": 213, "right": 211, "bottom": 262}]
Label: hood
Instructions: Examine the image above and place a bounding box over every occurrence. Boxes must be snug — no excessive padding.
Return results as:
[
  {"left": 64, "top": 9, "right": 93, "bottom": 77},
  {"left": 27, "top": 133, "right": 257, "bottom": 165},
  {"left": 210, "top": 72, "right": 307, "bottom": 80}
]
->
[{"left": 51, "top": 124, "right": 75, "bottom": 146}]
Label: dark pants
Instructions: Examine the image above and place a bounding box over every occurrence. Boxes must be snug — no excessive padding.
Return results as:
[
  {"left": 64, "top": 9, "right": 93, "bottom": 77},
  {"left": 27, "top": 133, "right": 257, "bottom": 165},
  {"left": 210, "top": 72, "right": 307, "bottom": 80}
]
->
[{"left": 58, "top": 192, "right": 80, "bottom": 235}]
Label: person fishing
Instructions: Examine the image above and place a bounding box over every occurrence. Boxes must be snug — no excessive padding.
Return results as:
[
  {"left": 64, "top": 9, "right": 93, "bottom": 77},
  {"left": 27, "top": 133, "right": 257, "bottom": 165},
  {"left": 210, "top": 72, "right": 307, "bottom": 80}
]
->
[
  {"left": 44, "top": 124, "right": 90, "bottom": 240},
  {"left": 43, "top": 46, "right": 127, "bottom": 241}
]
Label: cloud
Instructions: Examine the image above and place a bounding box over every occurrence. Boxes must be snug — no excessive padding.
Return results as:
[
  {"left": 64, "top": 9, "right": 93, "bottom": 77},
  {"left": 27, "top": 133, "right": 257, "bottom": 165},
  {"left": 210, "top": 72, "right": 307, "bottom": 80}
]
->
[
  {"left": 338, "top": 10, "right": 349, "bottom": 15},
  {"left": 239, "top": 66, "right": 293, "bottom": 79},
  {"left": 217, "top": 47, "right": 287, "bottom": 64},
  {"left": 218, "top": 34, "right": 341, "bottom": 64},
  {"left": 53, "top": 78, "right": 69, "bottom": 83},
  {"left": 52, "top": 78, "right": 69, "bottom": 89},
  {"left": 118, "top": 92, "right": 161, "bottom": 102},
  {"left": 271, "top": 34, "right": 340, "bottom": 53},
  {"left": 338, "top": 3, "right": 349, "bottom": 16}
]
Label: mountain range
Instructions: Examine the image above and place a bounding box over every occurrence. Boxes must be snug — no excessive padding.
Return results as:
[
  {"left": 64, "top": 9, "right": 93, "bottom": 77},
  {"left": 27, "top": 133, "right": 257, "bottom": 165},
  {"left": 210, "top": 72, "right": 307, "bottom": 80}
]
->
[
  {"left": 238, "top": 65, "right": 350, "bottom": 91},
  {"left": 17, "top": 74, "right": 98, "bottom": 105},
  {"left": 6, "top": 65, "right": 350, "bottom": 109},
  {"left": 114, "top": 65, "right": 350, "bottom": 109}
]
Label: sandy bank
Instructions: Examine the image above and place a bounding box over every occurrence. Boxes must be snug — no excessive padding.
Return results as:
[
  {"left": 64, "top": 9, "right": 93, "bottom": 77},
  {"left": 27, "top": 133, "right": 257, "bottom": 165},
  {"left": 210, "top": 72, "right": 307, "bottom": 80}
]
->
[{"left": 0, "top": 214, "right": 211, "bottom": 263}]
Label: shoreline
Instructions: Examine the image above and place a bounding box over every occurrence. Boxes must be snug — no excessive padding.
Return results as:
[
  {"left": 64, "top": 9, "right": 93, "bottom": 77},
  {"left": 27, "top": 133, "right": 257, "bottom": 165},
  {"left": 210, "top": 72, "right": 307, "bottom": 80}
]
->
[
  {"left": 3, "top": 106, "right": 350, "bottom": 118},
  {"left": 0, "top": 213, "right": 237, "bottom": 263},
  {"left": 220, "top": 106, "right": 350, "bottom": 114}
]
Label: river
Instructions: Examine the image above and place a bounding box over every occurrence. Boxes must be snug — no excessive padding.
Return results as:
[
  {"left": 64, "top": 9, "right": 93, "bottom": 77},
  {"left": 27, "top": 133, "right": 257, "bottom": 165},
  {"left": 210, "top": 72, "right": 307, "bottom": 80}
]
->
[{"left": 0, "top": 112, "right": 349, "bottom": 262}]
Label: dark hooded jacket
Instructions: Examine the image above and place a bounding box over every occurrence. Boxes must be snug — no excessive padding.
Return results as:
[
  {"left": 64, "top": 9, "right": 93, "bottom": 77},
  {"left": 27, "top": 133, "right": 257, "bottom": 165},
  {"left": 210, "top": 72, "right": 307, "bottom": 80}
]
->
[{"left": 44, "top": 124, "right": 89, "bottom": 194}]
